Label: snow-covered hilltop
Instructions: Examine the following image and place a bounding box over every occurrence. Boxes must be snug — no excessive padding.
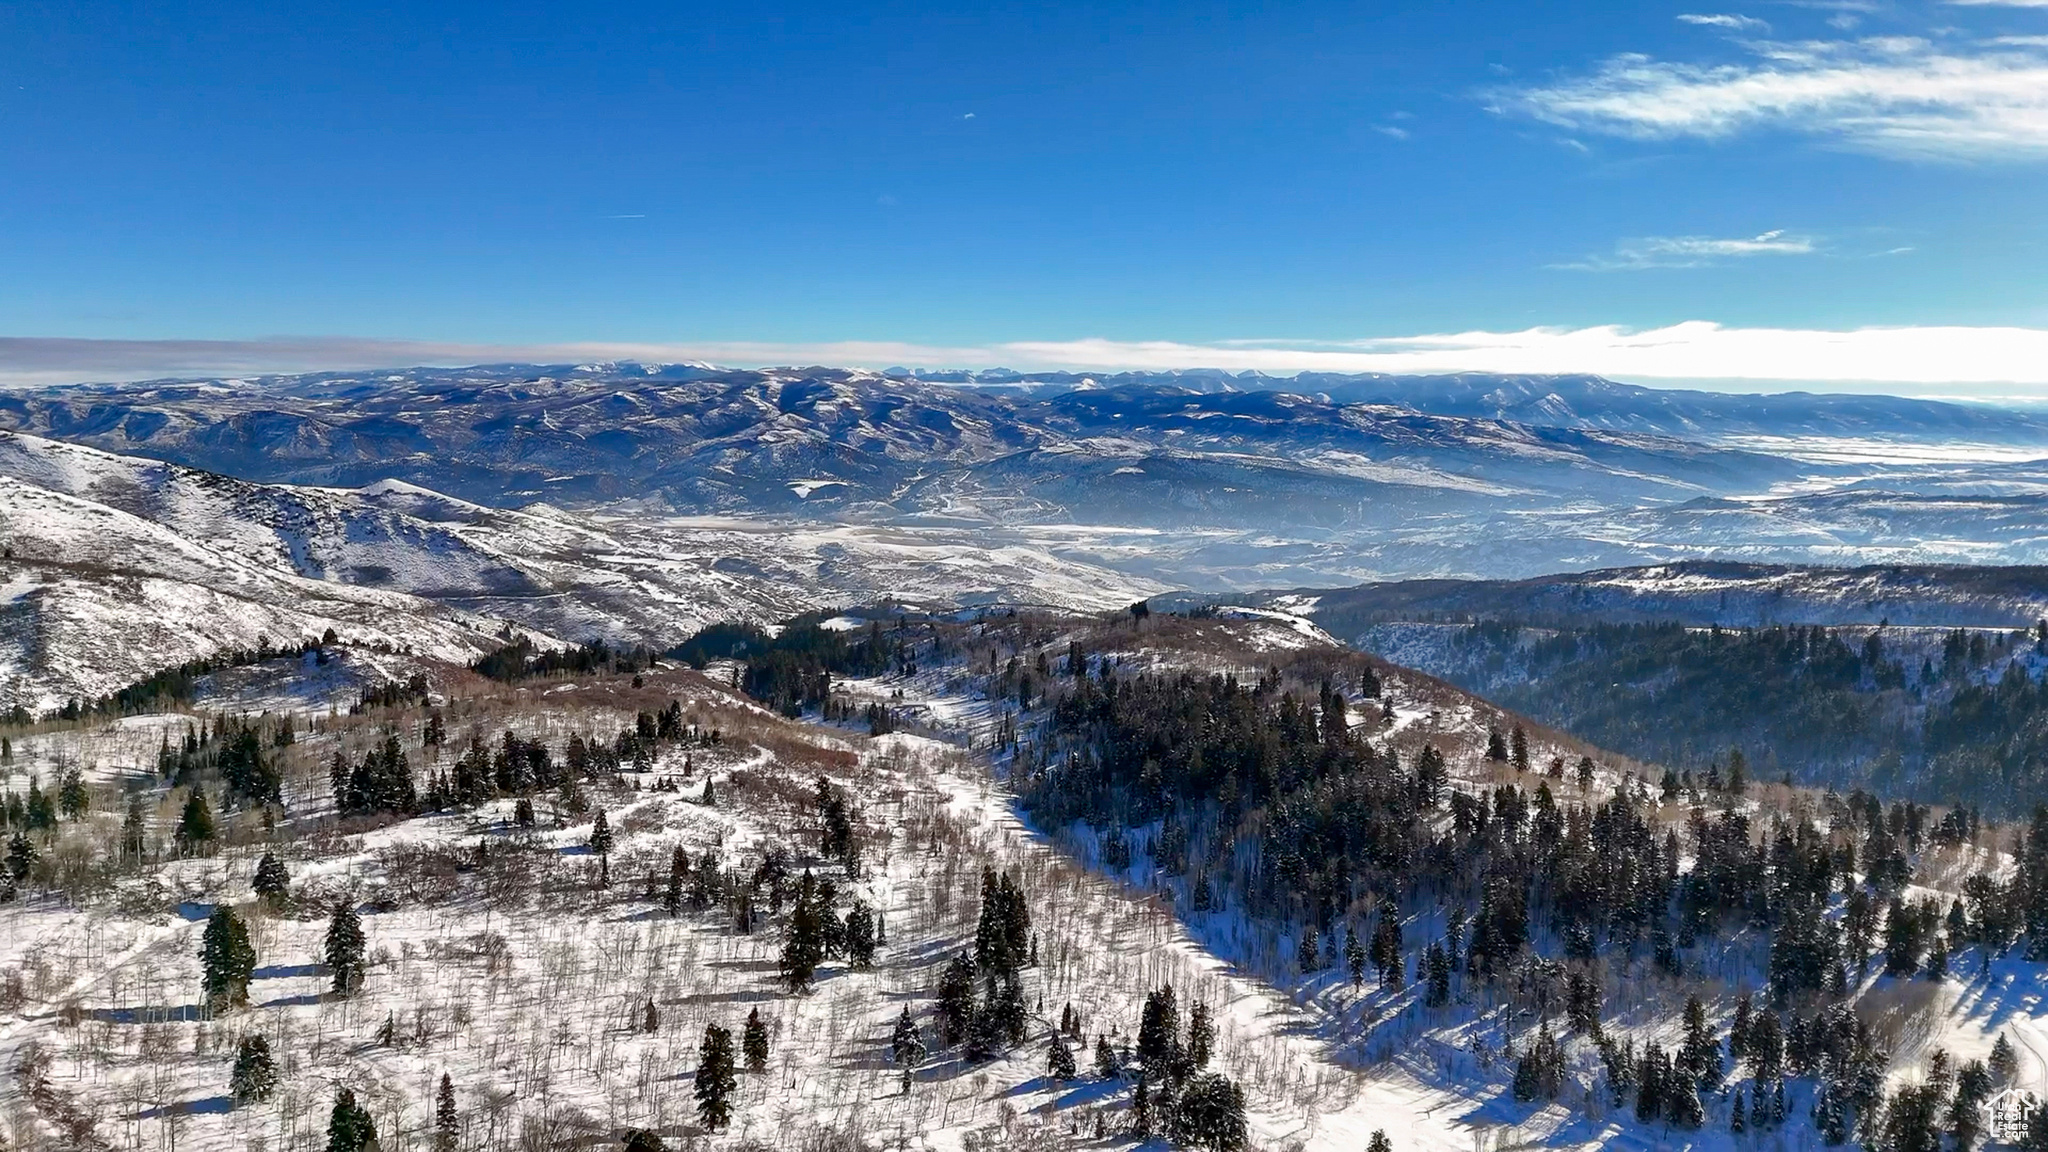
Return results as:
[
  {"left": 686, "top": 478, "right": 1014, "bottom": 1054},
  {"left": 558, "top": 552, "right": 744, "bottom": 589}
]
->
[{"left": 0, "top": 430, "right": 1162, "bottom": 712}]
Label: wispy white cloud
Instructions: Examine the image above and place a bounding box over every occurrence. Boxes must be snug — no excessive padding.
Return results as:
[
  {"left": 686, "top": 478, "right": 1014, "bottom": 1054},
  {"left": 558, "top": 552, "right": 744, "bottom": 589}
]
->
[
  {"left": 1946, "top": 0, "right": 2048, "bottom": 7},
  {"left": 1373, "top": 124, "right": 1411, "bottom": 139},
  {"left": 1557, "top": 229, "right": 1816, "bottom": 270},
  {"left": 1678, "top": 13, "right": 1772, "bottom": 31},
  {"left": 1500, "top": 32, "right": 2048, "bottom": 160},
  {"left": 13, "top": 325, "right": 2048, "bottom": 390}
]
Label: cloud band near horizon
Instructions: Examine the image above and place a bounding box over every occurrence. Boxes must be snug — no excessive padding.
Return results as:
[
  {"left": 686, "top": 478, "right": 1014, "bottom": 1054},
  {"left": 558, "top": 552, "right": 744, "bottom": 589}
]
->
[{"left": 7, "top": 323, "right": 2048, "bottom": 394}]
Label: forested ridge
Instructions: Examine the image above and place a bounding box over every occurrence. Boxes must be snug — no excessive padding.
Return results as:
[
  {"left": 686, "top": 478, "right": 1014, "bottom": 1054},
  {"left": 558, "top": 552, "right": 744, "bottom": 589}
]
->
[
  {"left": 978, "top": 615, "right": 2048, "bottom": 1149},
  {"left": 1366, "top": 620, "right": 2048, "bottom": 813}
]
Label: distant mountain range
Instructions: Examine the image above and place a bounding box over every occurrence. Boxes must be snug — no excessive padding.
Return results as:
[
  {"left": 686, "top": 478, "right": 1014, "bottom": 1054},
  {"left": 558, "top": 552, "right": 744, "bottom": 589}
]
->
[
  {"left": 0, "top": 430, "right": 1162, "bottom": 711},
  {"left": 6, "top": 361, "right": 2048, "bottom": 692},
  {"left": 0, "top": 364, "right": 1833, "bottom": 518},
  {"left": 1241, "top": 560, "right": 2048, "bottom": 634},
  {"left": 936, "top": 368, "right": 2048, "bottom": 443}
]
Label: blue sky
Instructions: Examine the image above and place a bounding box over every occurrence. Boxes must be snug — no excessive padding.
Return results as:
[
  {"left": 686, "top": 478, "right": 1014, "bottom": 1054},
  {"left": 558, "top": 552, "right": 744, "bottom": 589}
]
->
[{"left": 3, "top": 1, "right": 2047, "bottom": 387}]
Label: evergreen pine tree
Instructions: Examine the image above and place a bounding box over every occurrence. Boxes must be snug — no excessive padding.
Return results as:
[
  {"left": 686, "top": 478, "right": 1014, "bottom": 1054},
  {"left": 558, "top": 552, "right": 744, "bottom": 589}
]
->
[
  {"left": 1425, "top": 941, "right": 1452, "bottom": 1007},
  {"left": 177, "top": 789, "right": 215, "bottom": 851},
  {"left": 1635, "top": 1046, "right": 1665, "bottom": 1122},
  {"left": 664, "top": 843, "right": 689, "bottom": 916},
  {"left": 200, "top": 904, "right": 256, "bottom": 1012},
  {"left": 5, "top": 831, "right": 35, "bottom": 881},
  {"left": 1175, "top": 1072, "right": 1249, "bottom": 1152},
  {"left": 890, "top": 1006, "right": 926, "bottom": 1092},
  {"left": 938, "top": 953, "right": 977, "bottom": 1044},
  {"left": 229, "top": 1035, "right": 277, "bottom": 1104},
  {"left": 325, "top": 899, "right": 366, "bottom": 995},
  {"left": 23, "top": 776, "right": 54, "bottom": 830},
  {"left": 1993, "top": 1033, "right": 2020, "bottom": 1083},
  {"left": 588, "top": 808, "right": 613, "bottom": 856},
  {"left": 1188, "top": 1001, "right": 1214, "bottom": 1070},
  {"left": 623, "top": 1132, "right": 663, "bottom": 1152},
  {"left": 434, "top": 1073, "right": 458, "bottom": 1152},
  {"left": 252, "top": 851, "right": 290, "bottom": 909},
  {"left": 1678, "top": 994, "right": 1722, "bottom": 1090},
  {"left": 1925, "top": 932, "right": 1950, "bottom": 981},
  {"left": 694, "top": 1023, "right": 738, "bottom": 1130},
  {"left": 743, "top": 1007, "right": 769, "bottom": 1073},
  {"left": 121, "top": 794, "right": 147, "bottom": 862},
  {"left": 781, "top": 875, "right": 826, "bottom": 993},
  {"left": 994, "top": 967, "right": 1028, "bottom": 1045},
  {"left": 1048, "top": 1031, "right": 1078, "bottom": 1080},
  {"left": 1950, "top": 1059, "right": 1993, "bottom": 1149},
  {"left": 56, "top": 768, "right": 88, "bottom": 821},
  {"left": 642, "top": 999, "right": 660, "bottom": 1034},
  {"left": 1371, "top": 914, "right": 1404, "bottom": 989},
  {"left": 1367, "top": 1131, "right": 1392, "bottom": 1152},
  {"left": 1096, "top": 1033, "right": 1121, "bottom": 1078},
  {"left": 1344, "top": 925, "right": 1366, "bottom": 987},
  {"left": 1137, "top": 985, "right": 1180, "bottom": 1066},
  {"left": 1667, "top": 1078, "right": 1705, "bottom": 1129},
  {"left": 844, "top": 898, "right": 878, "bottom": 969},
  {"left": 1295, "top": 925, "right": 1319, "bottom": 972},
  {"left": 325, "top": 1088, "right": 377, "bottom": 1152},
  {"left": 1815, "top": 1084, "right": 1849, "bottom": 1145}
]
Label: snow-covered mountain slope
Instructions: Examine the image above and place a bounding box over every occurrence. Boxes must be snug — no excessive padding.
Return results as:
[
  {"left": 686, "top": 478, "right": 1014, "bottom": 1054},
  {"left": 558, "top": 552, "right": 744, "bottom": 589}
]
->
[
  {"left": 10, "top": 597, "right": 2048, "bottom": 1152},
  {"left": 0, "top": 655, "right": 1514, "bottom": 1152},
  {"left": 1254, "top": 560, "right": 2048, "bottom": 632},
  {"left": 0, "top": 473, "right": 533, "bottom": 713},
  {"left": 1294, "top": 372, "right": 2048, "bottom": 443},
  {"left": 0, "top": 364, "right": 1820, "bottom": 518},
  {"left": 929, "top": 368, "right": 2048, "bottom": 445},
  {"left": 0, "top": 432, "right": 1165, "bottom": 708}
]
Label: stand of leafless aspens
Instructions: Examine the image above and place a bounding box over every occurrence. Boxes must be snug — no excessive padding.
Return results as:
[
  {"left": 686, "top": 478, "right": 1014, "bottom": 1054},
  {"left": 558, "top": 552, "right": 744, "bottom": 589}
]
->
[{"left": 0, "top": 661, "right": 1328, "bottom": 1152}]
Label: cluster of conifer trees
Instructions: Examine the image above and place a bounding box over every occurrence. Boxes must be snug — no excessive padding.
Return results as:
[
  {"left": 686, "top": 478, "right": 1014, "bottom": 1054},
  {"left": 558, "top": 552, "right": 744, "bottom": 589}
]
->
[
  {"left": 673, "top": 615, "right": 913, "bottom": 716},
  {"left": 1425, "top": 619, "right": 2048, "bottom": 812},
  {"left": 468, "top": 637, "right": 656, "bottom": 681},
  {"left": 933, "top": 869, "right": 1034, "bottom": 1058},
  {"left": 1115, "top": 986, "right": 1245, "bottom": 1152},
  {"left": 157, "top": 714, "right": 291, "bottom": 807},
  {"left": 1023, "top": 652, "right": 2048, "bottom": 1142},
  {"left": 21, "top": 631, "right": 336, "bottom": 726}
]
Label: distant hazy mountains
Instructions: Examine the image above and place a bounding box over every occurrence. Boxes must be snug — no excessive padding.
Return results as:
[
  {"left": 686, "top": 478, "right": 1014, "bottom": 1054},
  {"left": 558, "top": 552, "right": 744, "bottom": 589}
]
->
[
  {"left": 1239, "top": 561, "right": 2048, "bottom": 636},
  {"left": 0, "top": 429, "right": 1163, "bottom": 711},
  {"left": 0, "top": 364, "right": 1835, "bottom": 515},
  {"left": 4, "top": 361, "right": 2048, "bottom": 597}
]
